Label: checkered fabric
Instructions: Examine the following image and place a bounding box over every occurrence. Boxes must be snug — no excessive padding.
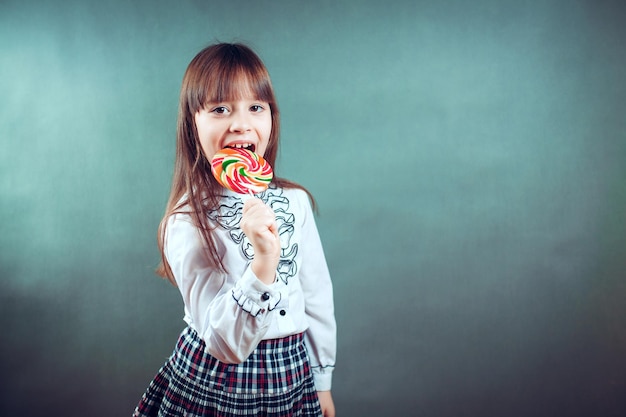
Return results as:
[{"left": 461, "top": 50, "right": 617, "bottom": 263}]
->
[{"left": 133, "top": 327, "right": 322, "bottom": 416}]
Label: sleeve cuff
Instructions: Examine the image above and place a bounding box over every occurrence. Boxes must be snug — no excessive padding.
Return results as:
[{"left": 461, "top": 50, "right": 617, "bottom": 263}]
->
[
  {"left": 311, "top": 366, "right": 334, "bottom": 391},
  {"left": 231, "top": 264, "right": 282, "bottom": 316}
]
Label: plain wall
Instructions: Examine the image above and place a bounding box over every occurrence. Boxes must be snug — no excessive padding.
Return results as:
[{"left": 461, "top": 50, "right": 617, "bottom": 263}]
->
[{"left": 1, "top": 0, "right": 625, "bottom": 416}]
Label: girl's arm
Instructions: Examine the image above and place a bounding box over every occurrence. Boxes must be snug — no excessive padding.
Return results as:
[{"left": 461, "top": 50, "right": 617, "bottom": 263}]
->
[
  {"left": 240, "top": 197, "right": 280, "bottom": 285},
  {"left": 296, "top": 191, "right": 337, "bottom": 392},
  {"left": 164, "top": 210, "right": 283, "bottom": 363}
]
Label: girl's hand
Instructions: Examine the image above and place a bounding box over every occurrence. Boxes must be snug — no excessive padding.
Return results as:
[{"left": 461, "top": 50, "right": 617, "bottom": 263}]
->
[
  {"left": 318, "top": 391, "right": 335, "bottom": 417},
  {"left": 240, "top": 197, "right": 280, "bottom": 284}
]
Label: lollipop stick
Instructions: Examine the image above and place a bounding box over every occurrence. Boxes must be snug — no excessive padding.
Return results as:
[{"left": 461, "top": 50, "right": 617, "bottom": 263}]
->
[{"left": 240, "top": 190, "right": 254, "bottom": 202}]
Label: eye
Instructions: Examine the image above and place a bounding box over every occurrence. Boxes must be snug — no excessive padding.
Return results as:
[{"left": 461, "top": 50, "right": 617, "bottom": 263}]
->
[
  {"left": 210, "top": 106, "right": 229, "bottom": 115},
  {"left": 250, "top": 104, "right": 265, "bottom": 113}
]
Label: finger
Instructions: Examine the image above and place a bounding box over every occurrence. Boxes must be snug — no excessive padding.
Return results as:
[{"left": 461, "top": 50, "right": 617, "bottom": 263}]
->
[{"left": 242, "top": 196, "right": 262, "bottom": 214}]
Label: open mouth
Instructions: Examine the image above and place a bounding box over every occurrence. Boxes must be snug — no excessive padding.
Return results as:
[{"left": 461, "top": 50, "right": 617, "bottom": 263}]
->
[{"left": 226, "top": 143, "right": 256, "bottom": 153}]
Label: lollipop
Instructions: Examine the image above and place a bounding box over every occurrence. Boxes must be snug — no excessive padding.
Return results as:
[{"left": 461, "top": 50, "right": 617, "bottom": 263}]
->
[{"left": 210, "top": 147, "right": 273, "bottom": 194}]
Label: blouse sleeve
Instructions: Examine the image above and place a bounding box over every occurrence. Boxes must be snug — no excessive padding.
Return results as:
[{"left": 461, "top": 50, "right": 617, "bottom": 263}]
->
[
  {"left": 297, "top": 193, "right": 337, "bottom": 391},
  {"left": 164, "top": 213, "right": 284, "bottom": 364}
]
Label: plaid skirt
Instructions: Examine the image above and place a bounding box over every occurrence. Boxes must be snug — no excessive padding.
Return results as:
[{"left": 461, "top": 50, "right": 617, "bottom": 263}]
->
[{"left": 133, "top": 327, "right": 322, "bottom": 417}]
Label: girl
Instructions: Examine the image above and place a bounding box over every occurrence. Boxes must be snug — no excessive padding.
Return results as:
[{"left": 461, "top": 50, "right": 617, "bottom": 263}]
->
[{"left": 133, "top": 43, "right": 336, "bottom": 417}]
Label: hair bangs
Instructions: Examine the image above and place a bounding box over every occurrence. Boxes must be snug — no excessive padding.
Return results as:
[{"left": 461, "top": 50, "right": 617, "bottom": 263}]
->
[
  {"left": 186, "top": 45, "right": 275, "bottom": 112},
  {"left": 210, "top": 65, "right": 274, "bottom": 104}
]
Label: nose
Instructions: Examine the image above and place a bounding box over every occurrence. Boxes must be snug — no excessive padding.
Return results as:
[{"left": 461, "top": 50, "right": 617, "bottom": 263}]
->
[{"left": 229, "top": 112, "right": 252, "bottom": 133}]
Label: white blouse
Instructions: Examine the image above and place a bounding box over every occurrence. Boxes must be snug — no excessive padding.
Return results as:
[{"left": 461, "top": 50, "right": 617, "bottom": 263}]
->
[{"left": 164, "top": 186, "right": 336, "bottom": 391}]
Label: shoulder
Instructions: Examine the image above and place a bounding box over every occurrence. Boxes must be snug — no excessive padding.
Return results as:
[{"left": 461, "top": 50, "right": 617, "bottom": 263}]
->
[
  {"left": 282, "top": 186, "right": 309, "bottom": 202},
  {"left": 162, "top": 200, "right": 201, "bottom": 243},
  {"left": 164, "top": 211, "right": 198, "bottom": 245}
]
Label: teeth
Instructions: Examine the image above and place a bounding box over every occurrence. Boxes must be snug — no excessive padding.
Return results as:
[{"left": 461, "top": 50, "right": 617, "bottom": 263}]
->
[{"left": 231, "top": 143, "right": 252, "bottom": 149}]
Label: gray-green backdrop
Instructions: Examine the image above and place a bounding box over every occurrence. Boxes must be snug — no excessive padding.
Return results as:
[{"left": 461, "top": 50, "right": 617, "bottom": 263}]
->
[{"left": 1, "top": 0, "right": 625, "bottom": 416}]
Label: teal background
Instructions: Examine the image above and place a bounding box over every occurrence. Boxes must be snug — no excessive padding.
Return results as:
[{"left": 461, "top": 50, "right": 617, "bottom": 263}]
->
[{"left": 1, "top": 0, "right": 625, "bottom": 416}]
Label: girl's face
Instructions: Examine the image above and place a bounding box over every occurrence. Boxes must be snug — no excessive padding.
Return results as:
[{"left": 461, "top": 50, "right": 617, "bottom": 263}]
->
[{"left": 195, "top": 96, "right": 272, "bottom": 162}]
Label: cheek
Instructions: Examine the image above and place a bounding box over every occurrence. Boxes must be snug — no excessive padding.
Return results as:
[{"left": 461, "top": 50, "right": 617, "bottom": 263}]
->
[
  {"left": 199, "top": 135, "right": 221, "bottom": 161},
  {"left": 262, "top": 115, "right": 273, "bottom": 139},
  {"left": 196, "top": 131, "right": 215, "bottom": 160},
  {"left": 258, "top": 120, "right": 273, "bottom": 156},
  {"left": 199, "top": 142, "right": 213, "bottom": 160},
  {"left": 195, "top": 114, "right": 220, "bottom": 158}
]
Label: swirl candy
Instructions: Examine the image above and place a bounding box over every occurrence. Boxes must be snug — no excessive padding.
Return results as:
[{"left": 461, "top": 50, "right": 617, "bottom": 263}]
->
[{"left": 210, "top": 147, "right": 273, "bottom": 194}]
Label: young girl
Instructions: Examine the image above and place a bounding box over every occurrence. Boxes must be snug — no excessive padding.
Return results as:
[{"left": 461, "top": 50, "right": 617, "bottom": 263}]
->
[{"left": 133, "top": 43, "right": 336, "bottom": 417}]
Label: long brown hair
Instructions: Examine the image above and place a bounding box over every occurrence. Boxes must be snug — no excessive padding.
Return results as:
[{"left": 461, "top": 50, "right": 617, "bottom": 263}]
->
[{"left": 157, "top": 43, "right": 314, "bottom": 284}]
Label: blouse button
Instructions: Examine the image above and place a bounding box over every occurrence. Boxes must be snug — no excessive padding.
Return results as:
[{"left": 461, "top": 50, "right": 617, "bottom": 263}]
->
[
  {"left": 280, "top": 309, "right": 286, "bottom": 316},
  {"left": 261, "top": 292, "right": 270, "bottom": 301}
]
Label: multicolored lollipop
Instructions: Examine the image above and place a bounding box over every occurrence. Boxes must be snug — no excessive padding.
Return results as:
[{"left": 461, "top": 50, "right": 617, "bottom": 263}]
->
[{"left": 210, "top": 147, "right": 273, "bottom": 194}]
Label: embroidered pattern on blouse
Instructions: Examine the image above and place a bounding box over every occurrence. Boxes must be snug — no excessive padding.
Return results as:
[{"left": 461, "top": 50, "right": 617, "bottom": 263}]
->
[{"left": 208, "top": 187, "right": 298, "bottom": 285}]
